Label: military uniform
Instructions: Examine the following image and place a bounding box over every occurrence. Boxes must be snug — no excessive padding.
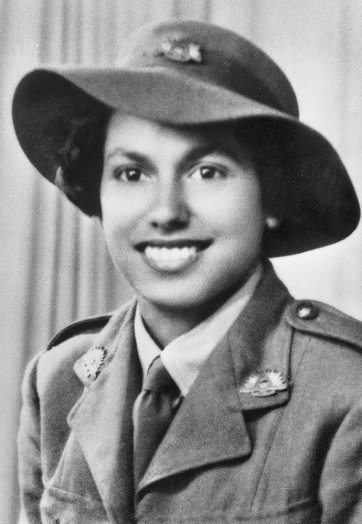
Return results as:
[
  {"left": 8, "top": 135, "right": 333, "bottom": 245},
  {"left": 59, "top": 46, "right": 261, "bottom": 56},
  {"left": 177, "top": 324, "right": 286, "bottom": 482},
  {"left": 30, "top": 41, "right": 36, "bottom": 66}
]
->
[{"left": 18, "top": 263, "right": 362, "bottom": 523}]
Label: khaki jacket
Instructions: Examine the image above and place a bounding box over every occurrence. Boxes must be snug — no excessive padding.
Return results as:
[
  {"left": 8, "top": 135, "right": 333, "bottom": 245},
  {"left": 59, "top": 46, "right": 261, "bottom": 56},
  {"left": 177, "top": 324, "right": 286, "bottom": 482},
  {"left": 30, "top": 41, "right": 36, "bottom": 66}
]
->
[{"left": 18, "top": 264, "right": 362, "bottom": 523}]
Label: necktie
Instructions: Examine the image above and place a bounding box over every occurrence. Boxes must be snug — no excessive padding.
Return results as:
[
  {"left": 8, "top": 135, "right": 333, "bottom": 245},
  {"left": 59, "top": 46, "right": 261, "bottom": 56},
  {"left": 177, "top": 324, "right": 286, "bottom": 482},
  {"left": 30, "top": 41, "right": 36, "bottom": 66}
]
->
[{"left": 134, "top": 356, "right": 181, "bottom": 485}]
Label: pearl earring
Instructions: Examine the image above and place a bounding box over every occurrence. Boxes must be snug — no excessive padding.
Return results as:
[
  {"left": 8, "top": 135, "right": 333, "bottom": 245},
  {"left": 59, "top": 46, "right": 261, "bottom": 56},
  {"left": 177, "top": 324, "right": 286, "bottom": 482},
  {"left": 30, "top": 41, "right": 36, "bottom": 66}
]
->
[{"left": 266, "top": 216, "right": 280, "bottom": 230}]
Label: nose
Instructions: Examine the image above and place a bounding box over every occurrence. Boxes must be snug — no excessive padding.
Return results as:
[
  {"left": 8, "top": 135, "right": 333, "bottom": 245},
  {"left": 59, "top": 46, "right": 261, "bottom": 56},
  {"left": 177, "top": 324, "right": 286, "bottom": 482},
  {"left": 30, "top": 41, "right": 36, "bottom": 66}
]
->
[{"left": 148, "top": 180, "right": 190, "bottom": 231}]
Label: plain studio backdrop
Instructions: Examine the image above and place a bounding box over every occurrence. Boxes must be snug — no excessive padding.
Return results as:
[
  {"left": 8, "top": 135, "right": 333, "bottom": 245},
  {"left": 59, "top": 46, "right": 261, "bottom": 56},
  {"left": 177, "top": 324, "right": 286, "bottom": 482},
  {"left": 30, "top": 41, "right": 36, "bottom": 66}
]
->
[{"left": 0, "top": 1, "right": 362, "bottom": 522}]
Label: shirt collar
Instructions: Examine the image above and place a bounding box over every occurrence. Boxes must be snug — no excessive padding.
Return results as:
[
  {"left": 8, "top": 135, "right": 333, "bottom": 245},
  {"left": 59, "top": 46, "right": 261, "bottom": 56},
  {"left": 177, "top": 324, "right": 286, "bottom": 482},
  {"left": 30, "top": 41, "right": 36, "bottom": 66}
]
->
[{"left": 134, "top": 264, "right": 262, "bottom": 396}]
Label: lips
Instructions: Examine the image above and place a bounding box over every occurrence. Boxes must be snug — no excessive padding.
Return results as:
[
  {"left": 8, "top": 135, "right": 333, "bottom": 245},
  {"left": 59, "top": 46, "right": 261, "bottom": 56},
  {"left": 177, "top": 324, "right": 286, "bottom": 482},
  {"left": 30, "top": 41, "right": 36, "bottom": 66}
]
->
[{"left": 135, "top": 239, "right": 212, "bottom": 272}]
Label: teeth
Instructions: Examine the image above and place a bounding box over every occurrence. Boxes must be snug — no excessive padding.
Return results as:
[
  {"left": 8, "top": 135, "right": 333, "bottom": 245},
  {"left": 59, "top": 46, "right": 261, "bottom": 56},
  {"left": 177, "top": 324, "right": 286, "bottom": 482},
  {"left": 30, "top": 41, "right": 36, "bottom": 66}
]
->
[
  {"left": 181, "top": 247, "right": 191, "bottom": 259},
  {"left": 144, "top": 246, "right": 197, "bottom": 267}
]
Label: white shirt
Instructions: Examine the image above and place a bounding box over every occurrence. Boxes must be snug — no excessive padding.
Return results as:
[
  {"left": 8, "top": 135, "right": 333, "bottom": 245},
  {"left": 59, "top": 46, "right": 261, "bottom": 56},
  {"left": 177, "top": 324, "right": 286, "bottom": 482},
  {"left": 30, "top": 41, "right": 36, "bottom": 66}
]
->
[{"left": 134, "top": 264, "right": 262, "bottom": 397}]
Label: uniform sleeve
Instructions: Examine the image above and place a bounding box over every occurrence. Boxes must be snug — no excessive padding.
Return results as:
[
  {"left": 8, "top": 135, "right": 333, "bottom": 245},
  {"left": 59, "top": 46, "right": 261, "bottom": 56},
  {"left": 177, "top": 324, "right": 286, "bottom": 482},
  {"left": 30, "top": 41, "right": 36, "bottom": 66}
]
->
[
  {"left": 17, "top": 354, "right": 44, "bottom": 524},
  {"left": 320, "top": 398, "right": 362, "bottom": 524}
]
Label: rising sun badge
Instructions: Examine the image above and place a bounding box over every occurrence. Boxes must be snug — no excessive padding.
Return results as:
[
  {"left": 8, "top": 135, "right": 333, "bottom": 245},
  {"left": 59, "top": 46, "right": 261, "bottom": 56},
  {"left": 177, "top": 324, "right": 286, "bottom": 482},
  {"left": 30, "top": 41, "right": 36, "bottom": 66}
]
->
[{"left": 239, "top": 370, "right": 288, "bottom": 397}]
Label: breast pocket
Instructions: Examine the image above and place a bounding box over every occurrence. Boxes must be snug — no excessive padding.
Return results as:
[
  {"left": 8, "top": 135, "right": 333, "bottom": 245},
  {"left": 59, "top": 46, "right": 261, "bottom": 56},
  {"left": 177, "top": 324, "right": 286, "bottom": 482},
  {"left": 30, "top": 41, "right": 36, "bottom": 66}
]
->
[{"left": 41, "top": 486, "right": 110, "bottom": 524}]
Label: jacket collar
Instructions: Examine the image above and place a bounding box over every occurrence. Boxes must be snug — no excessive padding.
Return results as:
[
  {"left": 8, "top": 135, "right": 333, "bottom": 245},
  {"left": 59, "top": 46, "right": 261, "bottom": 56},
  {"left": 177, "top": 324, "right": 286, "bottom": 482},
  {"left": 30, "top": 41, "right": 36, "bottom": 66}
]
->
[{"left": 68, "top": 262, "right": 293, "bottom": 513}]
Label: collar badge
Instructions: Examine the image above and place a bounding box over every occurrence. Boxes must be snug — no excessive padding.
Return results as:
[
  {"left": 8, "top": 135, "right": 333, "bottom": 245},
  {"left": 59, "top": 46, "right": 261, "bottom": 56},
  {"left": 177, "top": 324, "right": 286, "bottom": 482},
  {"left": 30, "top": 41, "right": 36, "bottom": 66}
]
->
[
  {"left": 75, "top": 346, "right": 107, "bottom": 385},
  {"left": 159, "top": 39, "right": 202, "bottom": 63},
  {"left": 239, "top": 370, "right": 288, "bottom": 397}
]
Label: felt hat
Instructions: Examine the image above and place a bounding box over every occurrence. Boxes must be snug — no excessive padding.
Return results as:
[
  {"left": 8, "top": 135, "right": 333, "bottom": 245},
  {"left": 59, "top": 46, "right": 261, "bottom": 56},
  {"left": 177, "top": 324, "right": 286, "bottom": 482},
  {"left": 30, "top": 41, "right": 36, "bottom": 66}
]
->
[{"left": 12, "top": 20, "right": 360, "bottom": 257}]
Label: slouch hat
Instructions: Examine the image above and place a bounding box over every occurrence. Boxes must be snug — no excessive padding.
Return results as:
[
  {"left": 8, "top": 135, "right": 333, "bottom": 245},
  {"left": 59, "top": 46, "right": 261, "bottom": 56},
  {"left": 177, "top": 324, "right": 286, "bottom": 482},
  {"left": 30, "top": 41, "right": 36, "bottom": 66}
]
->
[{"left": 12, "top": 20, "right": 360, "bottom": 256}]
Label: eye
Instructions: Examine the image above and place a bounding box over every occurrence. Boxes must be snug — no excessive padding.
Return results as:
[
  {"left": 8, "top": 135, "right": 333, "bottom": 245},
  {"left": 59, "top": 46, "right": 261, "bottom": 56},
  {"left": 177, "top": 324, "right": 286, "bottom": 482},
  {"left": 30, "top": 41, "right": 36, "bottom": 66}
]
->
[
  {"left": 114, "top": 167, "right": 147, "bottom": 182},
  {"left": 189, "top": 165, "right": 225, "bottom": 180}
]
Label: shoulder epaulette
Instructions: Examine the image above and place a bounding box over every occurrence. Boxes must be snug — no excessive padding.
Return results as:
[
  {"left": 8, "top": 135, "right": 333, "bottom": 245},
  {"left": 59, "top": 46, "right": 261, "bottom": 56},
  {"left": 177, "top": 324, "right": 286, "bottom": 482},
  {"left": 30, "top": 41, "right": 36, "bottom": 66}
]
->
[
  {"left": 286, "top": 299, "right": 362, "bottom": 350},
  {"left": 46, "top": 314, "right": 112, "bottom": 351}
]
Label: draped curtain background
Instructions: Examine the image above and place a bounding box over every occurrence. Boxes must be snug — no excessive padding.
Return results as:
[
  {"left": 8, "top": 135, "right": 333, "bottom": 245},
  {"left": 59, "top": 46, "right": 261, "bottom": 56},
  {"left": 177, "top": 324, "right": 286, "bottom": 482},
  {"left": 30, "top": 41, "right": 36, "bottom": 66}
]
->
[{"left": 1, "top": 1, "right": 361, "bottom": 521}]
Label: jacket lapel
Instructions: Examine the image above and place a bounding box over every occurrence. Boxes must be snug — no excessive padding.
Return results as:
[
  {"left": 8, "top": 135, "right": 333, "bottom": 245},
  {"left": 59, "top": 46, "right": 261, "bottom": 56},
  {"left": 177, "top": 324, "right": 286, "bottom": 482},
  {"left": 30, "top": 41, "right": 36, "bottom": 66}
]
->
[
  {"left": 138, "top": 263, "right": 293, "bottom": 493},
  {"left": 68, "top": 300, "right": 141, "bottom": 523}
]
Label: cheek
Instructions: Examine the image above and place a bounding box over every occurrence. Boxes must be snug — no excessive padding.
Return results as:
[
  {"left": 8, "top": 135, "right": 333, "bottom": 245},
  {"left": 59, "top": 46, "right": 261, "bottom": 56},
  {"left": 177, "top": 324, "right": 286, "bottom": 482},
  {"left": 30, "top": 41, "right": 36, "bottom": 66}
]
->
[
  {"left": 192, "top": 181, "right": 265, "bottom": 236},
  {"left": 230, "top": 196, "right": 265, "bottom": 237},
  {"left": 100, "top": 183, "right": 145, "bottom": 230},
  {"left": 100, "top": 190, "right": 135, "bottom": 253}
]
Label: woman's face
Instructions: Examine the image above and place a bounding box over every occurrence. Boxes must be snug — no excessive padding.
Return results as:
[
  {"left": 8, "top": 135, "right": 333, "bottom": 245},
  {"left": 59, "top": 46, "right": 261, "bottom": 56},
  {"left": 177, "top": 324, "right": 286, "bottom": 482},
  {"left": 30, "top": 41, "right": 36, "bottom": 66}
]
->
[{"left": 100, "top": 112, "right": 265, "bottom": 312}]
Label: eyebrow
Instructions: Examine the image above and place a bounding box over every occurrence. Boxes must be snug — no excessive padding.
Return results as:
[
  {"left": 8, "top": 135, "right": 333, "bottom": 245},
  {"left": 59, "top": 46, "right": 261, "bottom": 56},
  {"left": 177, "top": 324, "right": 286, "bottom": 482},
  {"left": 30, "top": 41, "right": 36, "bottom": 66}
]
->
[
  {"left": 104, "top": 143, "right": 246, "bottom": 173},
  {"left": 104, "top": 149, "right": 155, "bottom": 171},
  {"left": 179, "top": 144, "right": 242, "bottom": 167}
]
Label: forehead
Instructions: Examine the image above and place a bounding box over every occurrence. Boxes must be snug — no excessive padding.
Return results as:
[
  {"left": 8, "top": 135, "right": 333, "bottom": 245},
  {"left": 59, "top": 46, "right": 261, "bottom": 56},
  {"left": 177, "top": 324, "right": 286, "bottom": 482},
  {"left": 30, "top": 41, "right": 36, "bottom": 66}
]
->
[{"left": 104, "top": 111, "right": 254, "bottom": 162}]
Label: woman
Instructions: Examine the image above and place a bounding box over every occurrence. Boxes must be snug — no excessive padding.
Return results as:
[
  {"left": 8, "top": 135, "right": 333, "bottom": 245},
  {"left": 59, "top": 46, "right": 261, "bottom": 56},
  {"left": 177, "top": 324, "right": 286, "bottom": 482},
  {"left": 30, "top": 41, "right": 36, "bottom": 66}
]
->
[{"left": 13, "top": 20, "right": 362, "bottom": 524}]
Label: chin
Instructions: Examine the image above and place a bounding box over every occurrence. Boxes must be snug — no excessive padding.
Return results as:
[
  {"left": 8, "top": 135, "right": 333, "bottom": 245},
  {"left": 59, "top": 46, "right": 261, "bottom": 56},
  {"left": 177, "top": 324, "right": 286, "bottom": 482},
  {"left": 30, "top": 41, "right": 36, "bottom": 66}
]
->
[
  {"left": 135, "top": 277, "right": 241, "bottom": 314},
  {"left": 140, "top": 289, "right": 205, "bottom": 311}
]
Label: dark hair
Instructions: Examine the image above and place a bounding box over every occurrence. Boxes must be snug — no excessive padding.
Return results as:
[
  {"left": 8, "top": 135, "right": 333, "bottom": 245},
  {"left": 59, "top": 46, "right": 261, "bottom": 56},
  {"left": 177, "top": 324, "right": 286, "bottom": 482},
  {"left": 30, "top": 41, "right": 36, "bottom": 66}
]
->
[
  {"left": 232, "top": 120, "right": 291, "bottom": 217},
  {"left": 54, "top": 108, "right": 111, "bottom": 216},
  {"left": 236, "top": 119, "right": 333, "bottom": 256}
]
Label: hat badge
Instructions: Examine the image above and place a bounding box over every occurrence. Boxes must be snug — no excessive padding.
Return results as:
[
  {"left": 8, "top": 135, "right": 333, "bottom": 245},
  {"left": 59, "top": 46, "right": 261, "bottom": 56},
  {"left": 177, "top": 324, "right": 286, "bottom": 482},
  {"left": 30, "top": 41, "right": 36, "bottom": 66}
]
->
[
  {"left": 159, "top": 39, "right": 202, "bottom": 63},
  {"left": 239, "top": 370, "right": 288, "bottom": 397}
]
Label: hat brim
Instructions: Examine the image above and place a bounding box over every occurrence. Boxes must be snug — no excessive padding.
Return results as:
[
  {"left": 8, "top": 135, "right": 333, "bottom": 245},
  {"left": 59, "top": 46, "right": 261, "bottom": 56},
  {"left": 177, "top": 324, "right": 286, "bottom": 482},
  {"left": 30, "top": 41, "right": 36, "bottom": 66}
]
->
[{"left": 12, "top": 68, "right": 360, "bottom": 257}]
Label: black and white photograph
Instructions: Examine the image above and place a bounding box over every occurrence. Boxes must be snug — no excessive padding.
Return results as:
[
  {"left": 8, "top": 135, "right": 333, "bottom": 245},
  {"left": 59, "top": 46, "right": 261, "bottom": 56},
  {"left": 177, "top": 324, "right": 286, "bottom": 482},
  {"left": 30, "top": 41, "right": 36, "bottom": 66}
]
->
[{"left": 1, "top": 1, "right": 362, "bottom": 522}]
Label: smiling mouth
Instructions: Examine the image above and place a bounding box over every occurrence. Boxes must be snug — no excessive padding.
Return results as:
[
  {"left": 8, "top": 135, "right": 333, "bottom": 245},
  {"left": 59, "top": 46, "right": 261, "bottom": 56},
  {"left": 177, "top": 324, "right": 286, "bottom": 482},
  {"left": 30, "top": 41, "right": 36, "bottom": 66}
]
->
[{"left": 135, "top": 240, "right": 212, "bottom": 272}]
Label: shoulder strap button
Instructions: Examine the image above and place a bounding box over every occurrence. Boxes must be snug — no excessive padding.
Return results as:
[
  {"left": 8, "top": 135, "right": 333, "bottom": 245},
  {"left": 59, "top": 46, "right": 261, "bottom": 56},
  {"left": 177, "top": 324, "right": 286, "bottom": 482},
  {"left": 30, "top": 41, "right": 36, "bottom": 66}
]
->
[{"left": 296, "top": 301, "right": 319, "bottom": 320}]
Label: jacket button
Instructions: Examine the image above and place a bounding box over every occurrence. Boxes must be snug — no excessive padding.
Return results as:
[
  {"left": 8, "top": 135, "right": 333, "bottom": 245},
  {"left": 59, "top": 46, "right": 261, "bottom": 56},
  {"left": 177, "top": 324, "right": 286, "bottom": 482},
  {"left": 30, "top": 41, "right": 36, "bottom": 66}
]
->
[{"left": 296, "top": 301, "right": 319, "bottom": 320}]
